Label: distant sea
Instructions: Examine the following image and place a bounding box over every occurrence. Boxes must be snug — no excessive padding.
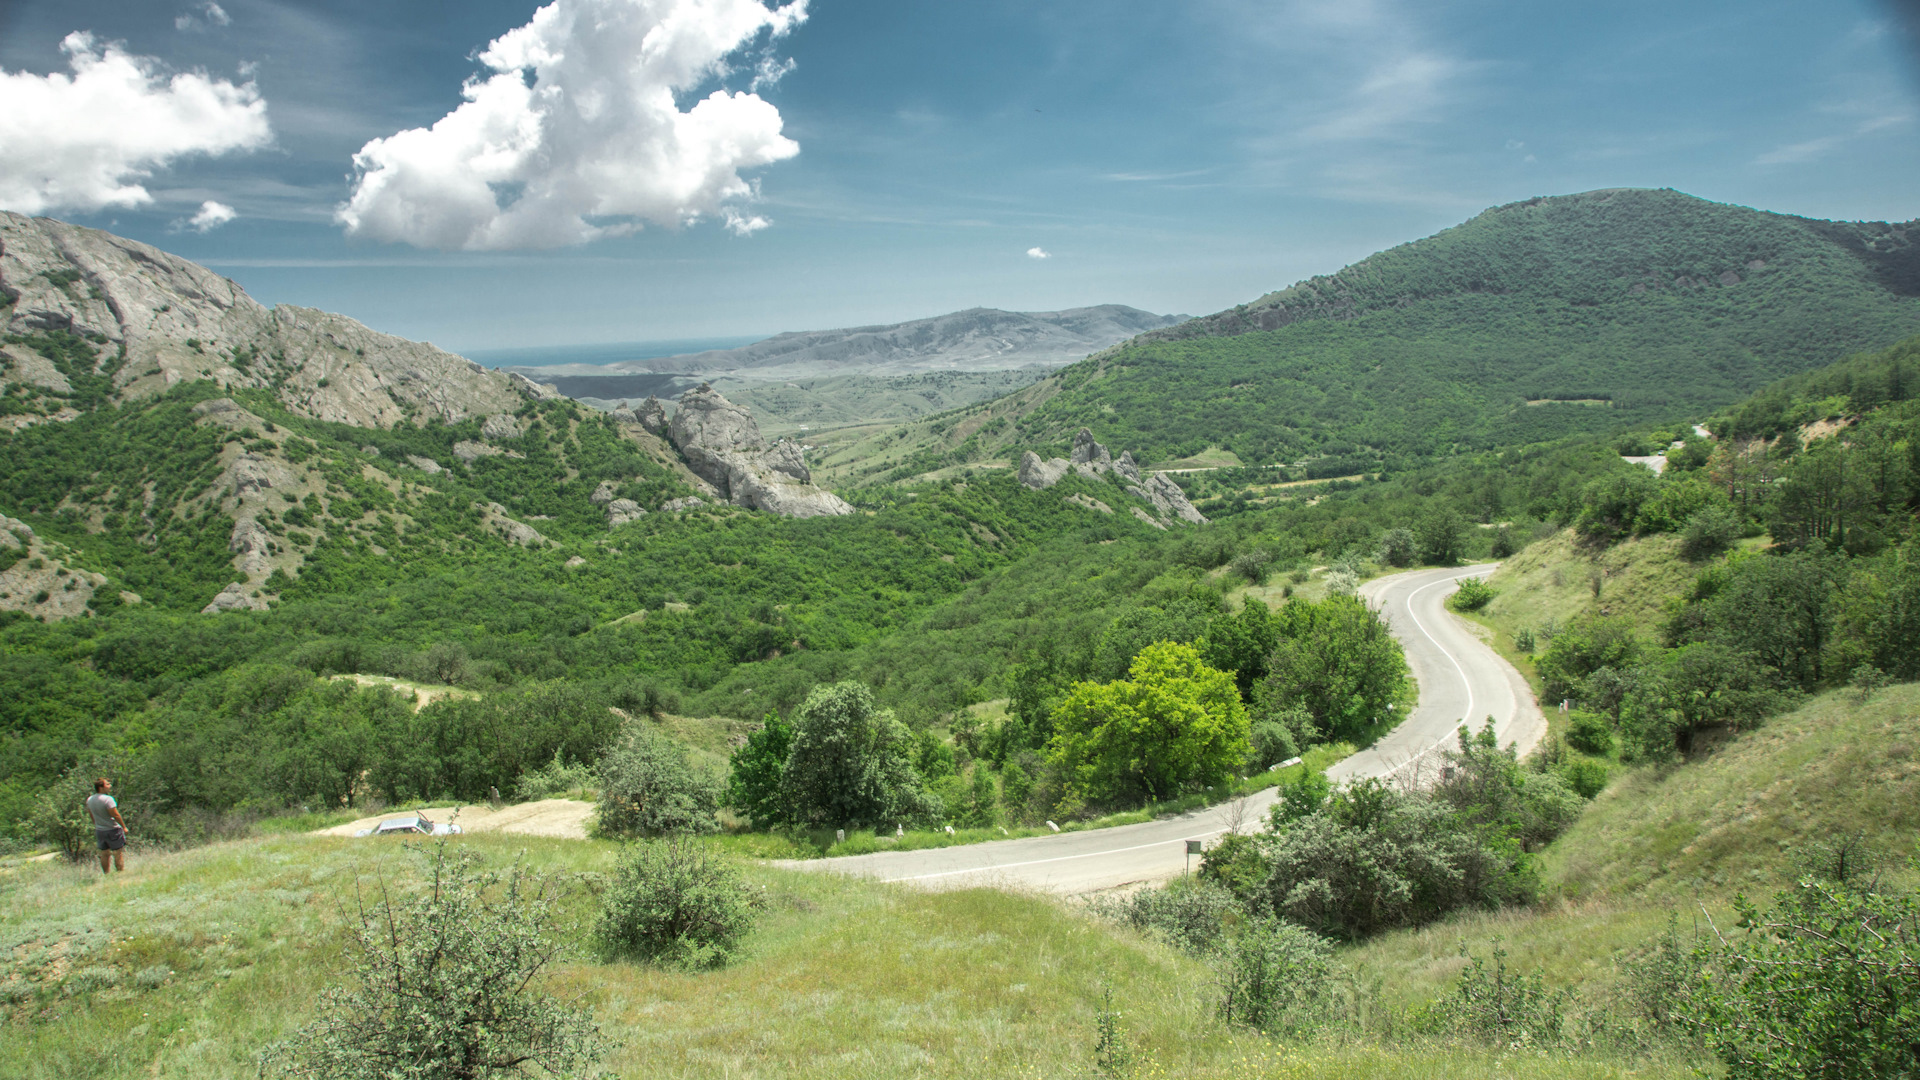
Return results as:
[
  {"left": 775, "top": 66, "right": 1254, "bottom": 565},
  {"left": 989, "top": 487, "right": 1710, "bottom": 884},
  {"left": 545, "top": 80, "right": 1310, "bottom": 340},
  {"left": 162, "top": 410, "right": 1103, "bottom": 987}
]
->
[{"left": 462, "top": 336, "right": 764, "bottom": 370}]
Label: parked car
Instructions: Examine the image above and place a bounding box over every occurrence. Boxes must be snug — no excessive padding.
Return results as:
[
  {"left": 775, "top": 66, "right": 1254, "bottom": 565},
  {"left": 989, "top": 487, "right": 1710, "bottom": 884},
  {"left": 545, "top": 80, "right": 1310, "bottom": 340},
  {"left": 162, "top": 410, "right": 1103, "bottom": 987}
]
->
[{"left": 353, "top": 813, "right": 462, "bottom": 838}]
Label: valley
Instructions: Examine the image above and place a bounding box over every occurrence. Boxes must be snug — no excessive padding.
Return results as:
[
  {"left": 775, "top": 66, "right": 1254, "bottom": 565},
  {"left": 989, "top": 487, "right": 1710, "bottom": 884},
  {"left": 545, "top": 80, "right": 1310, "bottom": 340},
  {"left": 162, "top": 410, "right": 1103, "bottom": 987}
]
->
[{"left": 3, "top": 192, "right": 1918, "bottom": 1080}]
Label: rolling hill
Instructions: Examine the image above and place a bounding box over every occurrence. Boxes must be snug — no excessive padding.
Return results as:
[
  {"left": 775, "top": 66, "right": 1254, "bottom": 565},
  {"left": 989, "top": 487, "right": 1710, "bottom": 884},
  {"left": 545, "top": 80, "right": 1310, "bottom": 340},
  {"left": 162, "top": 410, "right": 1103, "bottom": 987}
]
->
[{"left": 824, "top": 188, "right": 1920, "bottom": 481}]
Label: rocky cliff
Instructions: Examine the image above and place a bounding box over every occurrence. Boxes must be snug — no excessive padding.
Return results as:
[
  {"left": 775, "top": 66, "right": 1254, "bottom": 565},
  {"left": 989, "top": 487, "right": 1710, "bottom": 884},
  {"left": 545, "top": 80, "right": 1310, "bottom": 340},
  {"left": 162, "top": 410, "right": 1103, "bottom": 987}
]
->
[
  {"left": 0, "top": 212, "right": 523, "bottom": 429},
  {"left": 660, "top": 385, "right": 851, "bottom": 518},
  {"left": 1018, "top": 428, "right": 1208, "bottom": 527}
]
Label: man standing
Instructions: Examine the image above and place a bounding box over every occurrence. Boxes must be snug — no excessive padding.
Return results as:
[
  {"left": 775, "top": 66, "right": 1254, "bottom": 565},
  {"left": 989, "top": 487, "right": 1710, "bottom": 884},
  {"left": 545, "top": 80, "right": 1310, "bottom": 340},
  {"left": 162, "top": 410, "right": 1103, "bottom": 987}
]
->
[{"left": 85, "top": 778, "right": 129, "bottom": 873}]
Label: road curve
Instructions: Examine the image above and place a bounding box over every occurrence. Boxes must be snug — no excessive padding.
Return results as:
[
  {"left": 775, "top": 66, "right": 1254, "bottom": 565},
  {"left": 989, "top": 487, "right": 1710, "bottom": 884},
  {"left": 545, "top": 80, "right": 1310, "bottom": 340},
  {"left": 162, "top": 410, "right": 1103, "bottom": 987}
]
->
[{"left": 778, "top": 564, "right": 1544, "bottom": 895}]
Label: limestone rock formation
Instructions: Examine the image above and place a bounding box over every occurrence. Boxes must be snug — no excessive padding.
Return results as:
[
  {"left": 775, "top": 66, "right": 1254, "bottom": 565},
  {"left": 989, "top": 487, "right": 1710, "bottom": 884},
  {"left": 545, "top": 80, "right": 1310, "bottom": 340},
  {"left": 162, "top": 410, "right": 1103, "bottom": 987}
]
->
[
  {"left": 1017, "top": 429, "right": 1209, "bottom": 526},
  {"left": 0, "top": 513, "right": 108, "bottom": 619},
  {"left": 0, "top": 212, "right": 523, "bottom": 427},
  {"left": 228, "top": 518, "right": 276, "bottom": 577},
  {"left": 635, "top": 397, "right": 671, "bottom": 438},
  {"left": 481, "top": 413, "right": 522, "bottom": 441},
  {"left": 662, "top": 497, "right": 706, "bottom": 512},
  {"left": 484, "top": 503, "right": 547, "bottom": 546},
  {"left": 590, "top": 480, "right": 619, "bottom": 506},
  {"left": 1131, "top": 506, "right": 1167, "bottom": 530},
  {"left": 407, "top": 455, "right": 445, "bottom": 475},
  {"left": 665, "top": 385, "right": 851, "bottom": 518},
  {"left": 201, "top": 582, "right": 268, "bottom": 614},
  {"left": 606, "top": 498, "right": 646, "bottom": 526},
  {"left": 507, "top": 372, "right": 564, "bottom": 401},
  {"left": 1018, "top": 451, "right": 1071, "bottom": 490}
]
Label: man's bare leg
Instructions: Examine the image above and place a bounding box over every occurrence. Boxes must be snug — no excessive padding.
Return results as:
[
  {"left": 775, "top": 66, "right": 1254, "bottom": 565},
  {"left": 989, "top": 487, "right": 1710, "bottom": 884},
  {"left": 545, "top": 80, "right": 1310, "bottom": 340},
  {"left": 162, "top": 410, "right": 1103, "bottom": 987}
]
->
[
  {"left": 99, "top": 849, "right": 110, "bottom": 873},
  {"left": 112, "top": 849, "right": 123, "bottom": 872}
]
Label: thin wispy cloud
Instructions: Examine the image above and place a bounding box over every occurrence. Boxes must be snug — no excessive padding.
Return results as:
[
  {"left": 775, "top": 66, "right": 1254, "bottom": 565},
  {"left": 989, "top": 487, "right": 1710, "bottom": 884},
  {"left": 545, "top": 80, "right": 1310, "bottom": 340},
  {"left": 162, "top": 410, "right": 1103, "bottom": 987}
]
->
[
  {"left": 1755, "top": 111, "right": 1909, "bottom": 165},
  {"left": 176, "top": 3, "right": 232, "bottom": 32}
]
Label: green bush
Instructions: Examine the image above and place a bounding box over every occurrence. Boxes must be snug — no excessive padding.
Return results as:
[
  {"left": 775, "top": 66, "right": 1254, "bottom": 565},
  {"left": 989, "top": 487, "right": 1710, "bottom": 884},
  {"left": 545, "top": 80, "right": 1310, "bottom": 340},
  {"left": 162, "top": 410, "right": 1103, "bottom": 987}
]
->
[
  {"left": 513, "top": 750, "right": 595, "bottom": 801},
  {"left": 595, "top": 723, "right": 722, "bottom": 837},
  {"left": 1246, "top": 718, "right": 1300, "bottom": 771},
  {"left": 1102, "top": 877, "right": 1239, "bottom": 955},
  {"left": 1215, "top": 917, "right": 1336, "bottom": 1034},
  {"left": 1680, "top": 504, "right": 1744, "bottom": 560},
  {"left": 1417, "top": 941, "right": 1570, "bottom": 1048},
  {"left": 260, "top": 842, "right": 607, "bottom": 1080},
  {"left": 1448, "top": 577, "right": 1498, "bottom": 612},
  {"left": 725, "top": 711, "right": 794, "bottom": 828},
  {"left": 594, "top": 838, "right": 758, "bottom": 969},
  {"left": 1565, "top": 710, "right": 1615, "bottom": 755},
  {"left": 1675, "top": 877, "right": 1920, "bottom": 1079},
  {"left": 1556, "top": 757, "right": 1609, "bottom": 799}
]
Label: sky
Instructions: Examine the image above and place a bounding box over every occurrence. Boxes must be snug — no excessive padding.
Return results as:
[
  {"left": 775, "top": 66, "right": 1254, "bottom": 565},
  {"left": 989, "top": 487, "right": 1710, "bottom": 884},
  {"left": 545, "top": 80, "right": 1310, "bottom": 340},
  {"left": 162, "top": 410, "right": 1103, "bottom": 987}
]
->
[{"left": 1, "top": 0, "right": 1917, "bottom": 355}]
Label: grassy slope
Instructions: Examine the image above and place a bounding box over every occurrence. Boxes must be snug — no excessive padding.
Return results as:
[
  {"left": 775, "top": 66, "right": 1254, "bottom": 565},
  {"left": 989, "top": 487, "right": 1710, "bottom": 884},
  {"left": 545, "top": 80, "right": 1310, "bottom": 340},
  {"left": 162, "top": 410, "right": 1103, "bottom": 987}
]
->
[
  {"left": 1, "top": 834, "right": 1672, "bottom": 1080},
  {"left": 1347, "top": 682, "right": 1920, "bottom": 1025}
]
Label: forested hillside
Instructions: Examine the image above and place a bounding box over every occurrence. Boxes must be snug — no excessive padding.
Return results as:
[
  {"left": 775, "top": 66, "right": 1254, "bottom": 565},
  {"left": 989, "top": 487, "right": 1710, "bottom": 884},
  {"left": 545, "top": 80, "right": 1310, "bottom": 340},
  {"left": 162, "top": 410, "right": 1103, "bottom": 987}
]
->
[{"left": 825, "top": 189, "right": 1920, "bottom": 481}]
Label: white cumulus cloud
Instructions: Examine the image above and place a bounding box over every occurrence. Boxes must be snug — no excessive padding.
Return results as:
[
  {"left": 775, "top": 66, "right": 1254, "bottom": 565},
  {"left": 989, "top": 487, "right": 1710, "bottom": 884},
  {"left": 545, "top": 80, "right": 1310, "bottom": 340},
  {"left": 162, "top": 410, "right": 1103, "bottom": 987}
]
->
[
  {"left": 176, "top": 3, "right": 232, "bottom": 32},
  {"left": 1026, "top": 246, "right": 1050, "bottom": 259},
  {"left": 0, "top": 32, "right": 271, "bottom": 215},
  {"left": 337, "top": 0, "right": 808, "bottom": 251},
  {"left": 183, "top": 199, "right": 236, "bottom": 231}
]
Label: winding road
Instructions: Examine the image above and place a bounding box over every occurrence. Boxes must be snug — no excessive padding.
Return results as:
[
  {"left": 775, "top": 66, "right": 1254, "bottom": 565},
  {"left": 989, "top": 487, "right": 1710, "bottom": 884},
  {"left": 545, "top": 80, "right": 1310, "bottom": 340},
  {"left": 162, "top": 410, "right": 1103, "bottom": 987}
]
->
[{"left": 780, "top": 563, "right": 1544, "bottom": 894}]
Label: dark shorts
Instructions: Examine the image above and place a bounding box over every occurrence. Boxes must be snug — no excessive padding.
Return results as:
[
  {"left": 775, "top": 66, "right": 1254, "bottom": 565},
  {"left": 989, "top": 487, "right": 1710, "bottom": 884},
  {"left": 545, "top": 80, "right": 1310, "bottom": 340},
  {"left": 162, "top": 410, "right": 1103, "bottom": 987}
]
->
[{"left": 95, "top": 826, "right": 125, "bottom": 851}]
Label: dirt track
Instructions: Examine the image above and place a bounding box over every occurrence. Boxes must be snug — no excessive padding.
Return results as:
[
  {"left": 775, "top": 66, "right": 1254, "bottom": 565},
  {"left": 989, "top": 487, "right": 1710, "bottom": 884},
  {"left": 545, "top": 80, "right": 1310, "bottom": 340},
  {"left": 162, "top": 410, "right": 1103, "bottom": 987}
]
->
[{"left": 314, "top": 799, "right": 595, "bottom": 840}]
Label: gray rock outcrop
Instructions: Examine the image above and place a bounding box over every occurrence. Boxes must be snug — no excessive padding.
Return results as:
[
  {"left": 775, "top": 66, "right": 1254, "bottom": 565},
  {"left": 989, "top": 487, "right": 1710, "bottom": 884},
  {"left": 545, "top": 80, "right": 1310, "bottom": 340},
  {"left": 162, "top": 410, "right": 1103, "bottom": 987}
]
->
[
  {"left": 228, "top": 517, "right": 276, "bottom": 577},
  {"left": 407, "top": 455, "right": 445, "bottom": 475},
  {"left": 1017, "top": 429, "right": 1208, "bottom": 526},
  {"left": 481, "top": 413, "right": 521, "bottom": 441},
  {"left": 662, "top": 497, "right": 706, "bottom": 512},
  {"left": 635, "top": 397, "right": 671, "bottom": 438},
  {"left": 606, "top": 498, "right": 646, "bottom": 526},
  {"left": 1018, "top": 451, "right": 1071, "bottom": 490},
  {"left": 0, "top": 212, "right": 523, "bottom": 427},
  {"left": 590, "top": 480, "right": 619, "bottom": 506},
  {"left": 201, "top": 582, "right": 268, "bottom": 614},
  {"left": 508, "top": 372, "right": 564, "bottom": 401},
  {"left": 665, "top": 385, "right": 851, "bottom": 518}
]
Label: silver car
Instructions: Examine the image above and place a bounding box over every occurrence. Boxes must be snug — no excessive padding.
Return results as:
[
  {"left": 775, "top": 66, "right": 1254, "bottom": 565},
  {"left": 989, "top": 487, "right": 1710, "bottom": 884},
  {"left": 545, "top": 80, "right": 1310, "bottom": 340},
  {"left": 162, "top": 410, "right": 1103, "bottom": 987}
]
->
[{"left": 354, "top": 813, "right": 463, "bottom": 838}]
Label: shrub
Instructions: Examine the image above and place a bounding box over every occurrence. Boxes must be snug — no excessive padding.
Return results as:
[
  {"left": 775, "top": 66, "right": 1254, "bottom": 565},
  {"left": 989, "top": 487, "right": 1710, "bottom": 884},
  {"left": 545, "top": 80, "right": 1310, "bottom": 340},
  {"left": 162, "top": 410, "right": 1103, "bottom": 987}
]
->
[
  {"left": 1048, "top": 642, "right": 1250, "bottom": 804},
  {"left": 1675, "top": 877, "right": 1920, "bottom": 1079},
  {"left": 1513, "top": 626, "right": 1536, "bottom": 653},
  {"left": 1556, "top": 757, "right": 1609, "bottom": 799},
  {"left": 514, "top": 750, "right": 595, "bottom": 801},
  {"left": 1246, "top": 718, "right": 1300, "bottom": 771},
  {"left": 1680, "top": 504, "right": 1743, "bottom": 559},
  {"left": 595, "top": 723, "right": 722, "bottom": 837},
  {"left": 1228, "top": 548, "right": 1274, "bottom": 584},
  {"left": 1418, "top": 941, "right": 1569, "bottom": 1048},
  {"left": 1216, "top": 918, "right": 1336, "bottom": 1033},
  {"left": 1377, "top": 528, "right": 1418, "bottom": 567},
  {"left": 259, "top": 842, "right": 607, "bottom": 1080},
  {"left": 1449, "top": 577, "right": 1498, "bottom": 612},
  {"left": 1103, "top": 877, "right": 1240, "bottom": 955},
  {"left": 1198, "top": 832, "right": 1271, "bottom": 906},
  {"left": 594, "top": 838, "right": 757, "bottom": 969},
  {"left": 1565, "top": 710, "right": 1614, "bottom": 755}
]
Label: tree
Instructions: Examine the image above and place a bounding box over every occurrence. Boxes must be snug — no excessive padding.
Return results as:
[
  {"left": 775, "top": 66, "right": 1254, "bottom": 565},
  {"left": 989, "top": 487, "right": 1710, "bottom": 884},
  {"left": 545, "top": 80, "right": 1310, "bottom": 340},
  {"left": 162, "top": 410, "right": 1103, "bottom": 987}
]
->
[
  {"left": 1378, "top": 528, "right": 1419, "bottom": 567},
  {"left": 596, "top": 723, "right": 723, "bottom": 837},
  {"left": 595, "top": 838, "right": 757, "bottom": 969},
  {"left": 725, "top": 711, "right": 794, "bottom": 828},
  {"left": 1417, "top": 507, "right": 1469, "bottom": 564},
  {"left": 260, "top": 843, "right": 608, "bottom": 1080},
  {"left": 1702, "top": 549, "right": 1842, "bottom": 688},
  {"left": 779, "top": 681, "right": 940, "bottom": 829},
  {"left": 1048, "top": 642, "right": 1250, "bottom": 804},
  {"left": 1255, "top": 596, "right": 1410, "bottom": 742}
]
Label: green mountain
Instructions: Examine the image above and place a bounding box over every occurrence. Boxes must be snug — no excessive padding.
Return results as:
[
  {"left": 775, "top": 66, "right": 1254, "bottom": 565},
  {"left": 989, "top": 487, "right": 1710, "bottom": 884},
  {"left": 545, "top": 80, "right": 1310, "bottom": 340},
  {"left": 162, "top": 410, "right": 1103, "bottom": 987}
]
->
[{"left": 825, "top": 188, "right": 1920, "bottom": 481}]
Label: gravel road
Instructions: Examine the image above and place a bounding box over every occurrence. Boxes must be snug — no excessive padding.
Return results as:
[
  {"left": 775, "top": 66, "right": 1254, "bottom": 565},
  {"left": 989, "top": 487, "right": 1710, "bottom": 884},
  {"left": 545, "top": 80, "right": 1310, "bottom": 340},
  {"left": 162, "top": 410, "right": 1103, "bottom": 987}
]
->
[{"left": 781, "top": 563, "right": 1544, "bottom": 895}]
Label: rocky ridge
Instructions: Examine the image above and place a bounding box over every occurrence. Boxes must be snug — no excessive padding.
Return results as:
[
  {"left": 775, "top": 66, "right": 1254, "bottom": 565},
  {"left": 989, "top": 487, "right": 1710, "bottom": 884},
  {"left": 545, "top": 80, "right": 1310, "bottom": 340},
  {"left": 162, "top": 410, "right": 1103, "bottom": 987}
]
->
[
  {"left": 0, "top": 212, "right": 524, "bottom": 430},
  {"left": 1018, "top": 428, "right": 1208, "bottom": 527}
]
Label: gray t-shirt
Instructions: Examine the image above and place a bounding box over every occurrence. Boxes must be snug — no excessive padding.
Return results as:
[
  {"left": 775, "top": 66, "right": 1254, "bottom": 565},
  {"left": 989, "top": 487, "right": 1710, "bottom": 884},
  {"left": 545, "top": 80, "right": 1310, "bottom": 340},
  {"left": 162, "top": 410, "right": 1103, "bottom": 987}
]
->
[{"left": 85, "top": 793, "right": 119, "bottom": 829}]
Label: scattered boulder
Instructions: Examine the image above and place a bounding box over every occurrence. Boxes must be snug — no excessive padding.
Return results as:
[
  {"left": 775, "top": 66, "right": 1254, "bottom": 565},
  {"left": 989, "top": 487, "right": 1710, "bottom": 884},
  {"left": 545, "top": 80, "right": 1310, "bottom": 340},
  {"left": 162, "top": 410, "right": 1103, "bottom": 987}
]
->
[
  {"left": 201, "top": 582, "right": 268, "bottom": 614},
  {"left": 484, "top": 502, "right": 547, "bottom": 546},
  {"left": 606, "top": 498, "right": 646, "bottom": 526},
  {"left": 1018, "top": 450, "right": 1071, "bottom": 490},
  {"left": 666, "top": 385, "right": 851, "bottom": 518},
  {"left": 451, "top": 440, "right": 523, "bottom": 463},
  {"left": 662, "top": 496, "right": 706, "bottom": 512},
  {"left": 565, "top": 556, "right": 586, "bottom": 568},
  {"left": 481, "top": 413, "right": 521, "bottom": 441},
  {"left": 589, "top": 479, "right": 619, "bottom": 506},
  {"left": 407, "top": 455, "right": 445, "bottom": 474}
]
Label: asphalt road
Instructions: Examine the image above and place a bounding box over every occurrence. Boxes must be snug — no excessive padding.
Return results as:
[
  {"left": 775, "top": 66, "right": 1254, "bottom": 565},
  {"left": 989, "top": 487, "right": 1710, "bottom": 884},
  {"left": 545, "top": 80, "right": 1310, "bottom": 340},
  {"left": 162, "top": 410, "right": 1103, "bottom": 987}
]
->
[{"left": 780, "top": 564, "right": 1544, "bottom": 895}]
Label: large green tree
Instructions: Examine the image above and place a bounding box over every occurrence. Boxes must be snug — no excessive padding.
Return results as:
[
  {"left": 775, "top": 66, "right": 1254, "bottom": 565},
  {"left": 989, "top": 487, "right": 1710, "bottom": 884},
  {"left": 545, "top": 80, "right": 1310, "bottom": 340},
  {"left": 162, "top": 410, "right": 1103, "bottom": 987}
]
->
[
  {"left": 779, "top": 681, "right": 939, "bottom": 829},
  {"left": 1048, "top": 641, "right": 1250, "bottom": 804},
  {"left": 1254, "top": 596, "right": 1410, "bottom": 742}
]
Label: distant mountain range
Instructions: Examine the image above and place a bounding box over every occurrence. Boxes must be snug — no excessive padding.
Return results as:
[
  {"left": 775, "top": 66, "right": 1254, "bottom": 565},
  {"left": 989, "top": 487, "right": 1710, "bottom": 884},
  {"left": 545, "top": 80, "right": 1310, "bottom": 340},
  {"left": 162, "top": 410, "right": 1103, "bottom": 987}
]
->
[{"left": 503, "top": 305, "right": 1186, "bottom": 402}]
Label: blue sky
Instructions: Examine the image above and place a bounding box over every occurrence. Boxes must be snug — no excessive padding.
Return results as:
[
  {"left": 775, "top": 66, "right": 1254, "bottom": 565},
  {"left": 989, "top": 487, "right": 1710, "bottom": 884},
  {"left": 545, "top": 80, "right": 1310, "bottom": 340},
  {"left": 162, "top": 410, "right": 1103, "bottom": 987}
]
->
[{"left": 2, "top": 0, "right": 1916, "bottom": 354}]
